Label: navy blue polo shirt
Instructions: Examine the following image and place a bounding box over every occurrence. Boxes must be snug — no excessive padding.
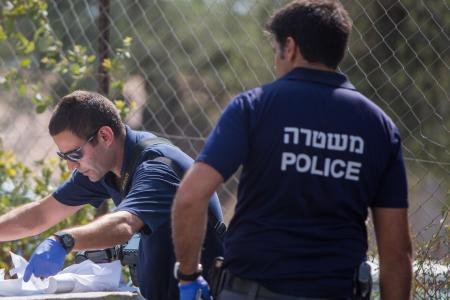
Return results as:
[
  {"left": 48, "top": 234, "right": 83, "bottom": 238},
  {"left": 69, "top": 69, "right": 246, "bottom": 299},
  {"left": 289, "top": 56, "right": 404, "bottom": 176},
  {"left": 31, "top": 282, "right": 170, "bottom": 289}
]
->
[
  {"left": 54, "top": 126, "right": 224, "bottom": 299},
  {"left": 197, "top": 67, "right": 408, "bottom": 298}
]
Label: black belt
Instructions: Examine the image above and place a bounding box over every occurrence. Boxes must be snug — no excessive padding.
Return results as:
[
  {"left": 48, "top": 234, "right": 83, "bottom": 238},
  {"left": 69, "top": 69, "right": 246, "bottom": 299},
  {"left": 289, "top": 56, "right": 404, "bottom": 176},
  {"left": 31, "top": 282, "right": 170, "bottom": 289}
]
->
[{"left": 224, "top": 274, "right": 344, "bottom": 300}]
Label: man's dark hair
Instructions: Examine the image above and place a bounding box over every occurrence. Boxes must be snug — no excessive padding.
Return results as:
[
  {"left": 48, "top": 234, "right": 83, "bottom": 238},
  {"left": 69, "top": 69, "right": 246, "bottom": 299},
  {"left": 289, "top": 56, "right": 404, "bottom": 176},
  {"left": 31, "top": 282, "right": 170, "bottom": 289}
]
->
[
  {"left": 49, "top": 90, "right": 125, "bottom": 139},
  {"left": 266, "top": 0, "right": 352, "bottom": 69}
]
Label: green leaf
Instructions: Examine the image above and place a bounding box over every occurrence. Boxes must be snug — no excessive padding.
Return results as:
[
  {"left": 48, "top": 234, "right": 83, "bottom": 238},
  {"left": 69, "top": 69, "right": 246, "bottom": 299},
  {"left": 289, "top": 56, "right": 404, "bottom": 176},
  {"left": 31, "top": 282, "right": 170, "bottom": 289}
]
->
[
  {"left": 16, "top": 32, "right": 28, "bottom": 44},
  {"left": 5, "top": 67, "right": 17, "bottom": 80},
  {"left": 70, "top": 64, "right": 81, "bottom": 75},
  {"left": 18, "top": 84, "right": 27, "bottom": 96},
  {"left": 15, "top": 33, "right": 35, "bottom": 55},
  {"left": 111, "top": 80, "right": 124, "bottom": 90},
  {"left": 0, "top": 25, "right": 6, "bottom": 41},
  {"left": 33, "top": 26, "right": 45, "bottom": 41},
  {"left": 36, "top": 104, "right": 46, "bottom": 114},
  {"left": 41, "top": 56, "right": 56, "bottom": 66},
  {"left": 102, "top": 58, "right": 112, "bottom": 70},
  {"left": 20, "top": 58, "right": 30, "bottom": 68},
  {"left": 114, "top": 99, "right": 125, "bottom": 110},
  {"left": 78, "top": 66, "right": 87, "bottom": 75},
  {"left": 123, "top": 36, "right": 133, "bottom": 47},
  {"left": 24, "top": 41, "right": 35, "bottom": 54}
]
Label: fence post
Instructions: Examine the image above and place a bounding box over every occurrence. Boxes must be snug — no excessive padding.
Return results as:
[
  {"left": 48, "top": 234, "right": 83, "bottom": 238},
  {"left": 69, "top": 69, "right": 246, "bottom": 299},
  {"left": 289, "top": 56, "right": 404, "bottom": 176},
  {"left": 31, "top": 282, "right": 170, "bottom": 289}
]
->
[{"left": 96, "top": 0, "right": 111, "bottom": 217}]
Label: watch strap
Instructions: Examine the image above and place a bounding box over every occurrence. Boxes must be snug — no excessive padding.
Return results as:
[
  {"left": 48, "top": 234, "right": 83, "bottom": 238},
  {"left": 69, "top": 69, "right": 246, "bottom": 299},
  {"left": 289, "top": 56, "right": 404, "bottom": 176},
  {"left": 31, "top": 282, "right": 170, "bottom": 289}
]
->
[
  {"left": 53, "top": 231, "right": 75, "bottom": 254},
  {"left": 174, "top": 262, "right": 202, "bottom": 281}
]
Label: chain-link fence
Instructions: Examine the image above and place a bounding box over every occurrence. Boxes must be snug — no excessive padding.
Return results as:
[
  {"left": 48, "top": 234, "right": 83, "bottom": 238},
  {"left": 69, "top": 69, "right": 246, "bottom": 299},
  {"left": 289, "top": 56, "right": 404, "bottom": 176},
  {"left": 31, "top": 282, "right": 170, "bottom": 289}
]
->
[{"left": 0, "top": 0, "right": 448, "bottom": 298}]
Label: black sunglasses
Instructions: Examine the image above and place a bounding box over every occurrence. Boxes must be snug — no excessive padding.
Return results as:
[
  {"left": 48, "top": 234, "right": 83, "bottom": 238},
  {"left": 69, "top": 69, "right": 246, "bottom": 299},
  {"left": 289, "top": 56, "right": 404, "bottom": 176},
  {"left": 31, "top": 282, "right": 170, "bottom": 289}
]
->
[{"left": 57, "top": 132, "right": 97, "bottom": 162}]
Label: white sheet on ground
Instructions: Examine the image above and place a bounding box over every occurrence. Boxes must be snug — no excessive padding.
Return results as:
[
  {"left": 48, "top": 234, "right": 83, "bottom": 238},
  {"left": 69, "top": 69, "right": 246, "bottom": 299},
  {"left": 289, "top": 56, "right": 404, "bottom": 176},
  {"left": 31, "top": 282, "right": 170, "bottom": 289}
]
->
[{"left": 0, "top": 252, "right": 122, "bottom": 296}]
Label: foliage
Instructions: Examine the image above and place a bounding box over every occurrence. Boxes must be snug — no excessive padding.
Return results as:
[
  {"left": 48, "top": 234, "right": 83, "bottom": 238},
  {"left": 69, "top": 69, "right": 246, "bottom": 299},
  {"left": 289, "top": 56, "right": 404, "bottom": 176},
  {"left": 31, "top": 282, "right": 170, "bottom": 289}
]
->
[
  {"left": 0, "top": 0, "right": 134, "bottom": 273},
  {"left": 0, "top": 0, "right": 135, "bottom": 117}
]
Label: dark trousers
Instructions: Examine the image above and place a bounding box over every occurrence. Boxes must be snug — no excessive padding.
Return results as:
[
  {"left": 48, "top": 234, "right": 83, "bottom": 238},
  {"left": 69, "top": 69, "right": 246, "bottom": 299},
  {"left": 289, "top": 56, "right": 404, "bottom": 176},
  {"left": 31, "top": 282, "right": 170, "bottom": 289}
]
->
[
  {"left": 217, "top": 273, "right": 349, "bottom": 300},
  {"left": 138, "top": 222, "right": 178, "bottom": 300},
  {"left": 138, "top": 222, "right": 224, "bottom": 300}
]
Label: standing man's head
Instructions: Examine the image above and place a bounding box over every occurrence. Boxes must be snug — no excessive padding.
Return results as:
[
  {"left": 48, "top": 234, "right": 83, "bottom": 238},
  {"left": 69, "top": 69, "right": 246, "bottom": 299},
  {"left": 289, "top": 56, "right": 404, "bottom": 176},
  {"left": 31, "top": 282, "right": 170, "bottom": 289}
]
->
[
  {"left": 266, "top": 0, "right": 352, "bottom": 76},
  {"left": 49, "top": 90, "right": 126, "bottom": 181}
]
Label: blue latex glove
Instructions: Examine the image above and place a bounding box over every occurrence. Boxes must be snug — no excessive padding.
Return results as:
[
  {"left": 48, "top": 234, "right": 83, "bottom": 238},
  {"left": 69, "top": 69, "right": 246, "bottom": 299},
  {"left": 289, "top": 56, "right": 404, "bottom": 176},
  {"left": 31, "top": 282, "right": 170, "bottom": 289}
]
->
[
  {"left": 23, "top": 238, "right": 66, "bottom": 282},
  {"left": 178, "top": 276, "right": 211, "bottom": 300}
]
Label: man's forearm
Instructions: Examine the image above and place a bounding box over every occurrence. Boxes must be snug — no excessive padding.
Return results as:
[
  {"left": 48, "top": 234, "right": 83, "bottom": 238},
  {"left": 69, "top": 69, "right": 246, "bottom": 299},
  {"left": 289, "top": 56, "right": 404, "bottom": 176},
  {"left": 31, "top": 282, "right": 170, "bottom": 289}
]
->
[
  {"left": 0, "top": 194, "right": 82, "bottom": 242},
  {"left": 379, "top": 256, "right": 413, "bottom": 300},
  {"left": 172, "top": 193, "right": 209, "bottom": 274},
  {"left": 172, "top": 163, "right": 224, "bottom": 275},
  {"left": 0, "top": 196, "right": 57, "bottom": 241},
  {"left": 372, "top": 207, "right": 413, "bottom": 300},
  {"left": 63, "top": 211, "right": 143, "bottom": 251},
  {"left": 0, "top": 201, "right": 48, "bottom": 241}
]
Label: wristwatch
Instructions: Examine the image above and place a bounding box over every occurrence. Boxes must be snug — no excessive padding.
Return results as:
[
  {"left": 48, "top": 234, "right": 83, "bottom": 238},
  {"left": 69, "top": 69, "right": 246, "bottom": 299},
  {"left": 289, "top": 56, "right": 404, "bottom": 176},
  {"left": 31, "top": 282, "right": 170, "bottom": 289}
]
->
[
  {"left": 53, "top": 231, "right": 75, "bottom": 254},
  {"left": 173, "top": 261, "right": 203, "bottom": 281}
]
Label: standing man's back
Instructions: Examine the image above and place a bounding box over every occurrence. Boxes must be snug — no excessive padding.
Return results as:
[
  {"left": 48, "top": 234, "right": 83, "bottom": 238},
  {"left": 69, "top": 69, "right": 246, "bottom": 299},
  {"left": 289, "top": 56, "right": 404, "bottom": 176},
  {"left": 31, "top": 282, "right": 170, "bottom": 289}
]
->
[
  {"left": 211, "top": 69, "right": 407, "bottom": 297},
  {"left": 172, "top": 1, "right": 413, "bottom": 300}
]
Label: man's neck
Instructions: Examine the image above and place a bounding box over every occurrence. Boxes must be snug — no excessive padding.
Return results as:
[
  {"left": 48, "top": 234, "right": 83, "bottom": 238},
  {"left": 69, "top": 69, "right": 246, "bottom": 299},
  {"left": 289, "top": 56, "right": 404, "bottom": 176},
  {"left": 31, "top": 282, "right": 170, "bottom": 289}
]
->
[
  {"left": 294, "top": 61, "right": 336, "bottom": 73},
  {"left": 290, "top": 52, "right": 337, "bottom": 73},
  {"left": 112, "top": 130, "right": 126, "bottom": 178}
]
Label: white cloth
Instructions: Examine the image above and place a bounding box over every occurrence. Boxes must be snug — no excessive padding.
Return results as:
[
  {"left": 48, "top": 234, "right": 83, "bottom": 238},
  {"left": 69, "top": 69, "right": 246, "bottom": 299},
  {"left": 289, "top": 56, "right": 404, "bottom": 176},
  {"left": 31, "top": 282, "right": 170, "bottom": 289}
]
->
[{"left": 0, "top": 252, "right": 122, "bottom": 296}]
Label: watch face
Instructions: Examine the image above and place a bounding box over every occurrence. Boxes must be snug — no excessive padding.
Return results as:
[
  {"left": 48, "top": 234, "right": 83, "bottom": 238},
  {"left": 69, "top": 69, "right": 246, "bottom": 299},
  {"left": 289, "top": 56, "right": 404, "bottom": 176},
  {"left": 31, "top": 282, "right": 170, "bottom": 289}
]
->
[
  {"left": 55, "top": 232, "right": 75, "bottom": 253},
  {"left": 62, "top": 234, "right": 74, "bottom": 248}
]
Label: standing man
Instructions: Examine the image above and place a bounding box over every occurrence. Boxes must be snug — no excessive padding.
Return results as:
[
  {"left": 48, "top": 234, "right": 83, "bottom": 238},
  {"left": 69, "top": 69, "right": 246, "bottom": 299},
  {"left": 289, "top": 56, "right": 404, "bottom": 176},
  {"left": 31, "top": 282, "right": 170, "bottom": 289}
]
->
[
  {"left": 172, "top": 1, "right": 412, "bottom": 300},
  {"left": 0, "top": 90, "right": 224, "bottom": 300}
]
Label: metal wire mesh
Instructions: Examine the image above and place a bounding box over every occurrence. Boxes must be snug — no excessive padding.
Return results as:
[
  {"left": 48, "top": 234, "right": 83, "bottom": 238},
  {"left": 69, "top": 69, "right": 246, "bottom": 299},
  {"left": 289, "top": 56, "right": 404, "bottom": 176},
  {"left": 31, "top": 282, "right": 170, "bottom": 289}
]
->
[{"left": 0, "top": 0, "right": 448, "bottom": 297}]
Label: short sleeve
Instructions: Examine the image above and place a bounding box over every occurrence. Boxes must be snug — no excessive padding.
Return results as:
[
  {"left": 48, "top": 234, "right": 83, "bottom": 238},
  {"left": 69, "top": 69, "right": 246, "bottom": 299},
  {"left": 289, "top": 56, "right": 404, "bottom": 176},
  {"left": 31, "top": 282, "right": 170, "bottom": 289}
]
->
[
  {"left": 114, "top": 160, "right": 178, "bottom": 232},
  {"left": 372, "top": 128, "right": 408, "bottom": 208},
  {"left": 53, "top": 170, "right": 110, "bottom": 208},
  {"left": 197, "top": 91, "right": 257, "bottom": 181}
]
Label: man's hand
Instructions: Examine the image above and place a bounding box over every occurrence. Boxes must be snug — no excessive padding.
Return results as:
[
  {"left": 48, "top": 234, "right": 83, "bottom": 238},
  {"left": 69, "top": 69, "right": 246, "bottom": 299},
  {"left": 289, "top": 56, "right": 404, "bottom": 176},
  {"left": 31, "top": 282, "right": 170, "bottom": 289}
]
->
[
  {"left": 23, "top": 238, "right": 66, "bottom": 282},
  {"left": 178, "top": 276, "right": 211, "bottom": 300}
]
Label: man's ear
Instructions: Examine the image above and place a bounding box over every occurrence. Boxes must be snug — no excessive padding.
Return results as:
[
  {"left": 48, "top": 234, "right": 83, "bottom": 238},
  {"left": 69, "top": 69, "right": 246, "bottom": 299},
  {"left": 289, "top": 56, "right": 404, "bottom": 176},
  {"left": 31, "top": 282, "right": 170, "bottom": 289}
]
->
[
  {"left": 284, "top": 36, "right": 298, "bottom": 62},
  {"left": 97, "top": 126, "right": 114, "bottom": 146}
]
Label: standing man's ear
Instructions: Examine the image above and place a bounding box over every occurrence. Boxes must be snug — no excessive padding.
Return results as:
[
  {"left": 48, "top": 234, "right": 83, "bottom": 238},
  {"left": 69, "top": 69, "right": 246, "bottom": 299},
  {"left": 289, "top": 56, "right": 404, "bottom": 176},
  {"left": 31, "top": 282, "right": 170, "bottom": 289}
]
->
[{"left": 284, "top": 36, "right": 298, "bottom": 62}]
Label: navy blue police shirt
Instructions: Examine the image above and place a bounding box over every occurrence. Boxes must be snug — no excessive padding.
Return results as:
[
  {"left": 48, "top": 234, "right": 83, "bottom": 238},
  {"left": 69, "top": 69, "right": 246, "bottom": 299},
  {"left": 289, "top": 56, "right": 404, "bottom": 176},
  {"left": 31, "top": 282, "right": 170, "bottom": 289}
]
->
[
  {"left": 197, "top": 67, "right": 408, "bottom": 298},
  {"left": 53, "top": 126, "right": 224, "bottom": 299}
]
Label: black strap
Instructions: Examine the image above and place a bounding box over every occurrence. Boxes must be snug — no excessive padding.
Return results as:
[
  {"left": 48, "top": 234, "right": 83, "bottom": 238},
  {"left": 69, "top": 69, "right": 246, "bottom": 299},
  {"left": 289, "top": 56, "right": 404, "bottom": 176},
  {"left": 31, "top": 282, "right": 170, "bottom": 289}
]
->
[
  {"left": 119, "top": 137, "right": 226, "bottom": 240},
  {"left": 119, "top": 137, "right": 172, "bottom": 197}
]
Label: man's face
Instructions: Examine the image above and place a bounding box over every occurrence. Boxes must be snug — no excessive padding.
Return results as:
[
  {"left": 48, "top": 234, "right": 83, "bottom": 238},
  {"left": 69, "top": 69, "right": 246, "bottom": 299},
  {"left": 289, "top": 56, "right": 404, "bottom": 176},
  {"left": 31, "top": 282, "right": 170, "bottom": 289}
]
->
[{"left": 53, "top": 130, "right": 109, "bottom": 182}]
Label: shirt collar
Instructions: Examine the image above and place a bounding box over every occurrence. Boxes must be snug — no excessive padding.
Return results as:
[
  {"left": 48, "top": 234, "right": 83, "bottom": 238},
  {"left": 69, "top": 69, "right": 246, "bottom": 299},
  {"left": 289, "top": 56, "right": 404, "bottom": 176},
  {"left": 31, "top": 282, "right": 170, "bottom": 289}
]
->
[
  {"left": 120, "top": 125, "right": 137, "bottom": 177},
  {"left": 281, "top": 67, "right": 355, "bottom": 90}
]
